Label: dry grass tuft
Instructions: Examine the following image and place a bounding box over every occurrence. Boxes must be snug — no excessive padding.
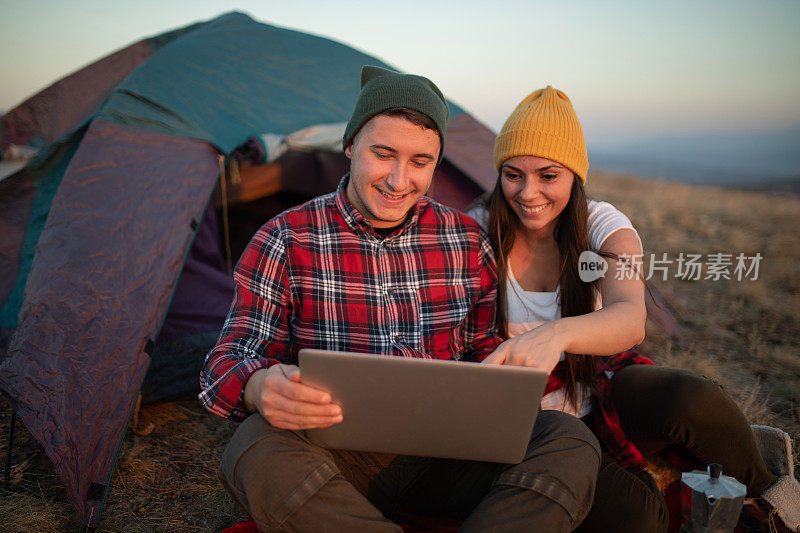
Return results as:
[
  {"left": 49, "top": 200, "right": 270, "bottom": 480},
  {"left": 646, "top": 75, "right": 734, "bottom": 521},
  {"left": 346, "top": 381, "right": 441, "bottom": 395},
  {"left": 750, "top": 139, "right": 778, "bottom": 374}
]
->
[
  {"left": 0, "top": 396, "right": 241, "bottom": 532},
  {"left": 0, "top": 491, "right": 73, "bottom": 532}
]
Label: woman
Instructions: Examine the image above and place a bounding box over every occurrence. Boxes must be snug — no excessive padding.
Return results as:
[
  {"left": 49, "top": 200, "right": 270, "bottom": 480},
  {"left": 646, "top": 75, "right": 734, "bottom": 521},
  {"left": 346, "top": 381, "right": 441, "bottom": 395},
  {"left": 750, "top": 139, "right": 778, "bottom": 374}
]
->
[{"left": 469, "top": 86, "right": 799, "bottom": 532}]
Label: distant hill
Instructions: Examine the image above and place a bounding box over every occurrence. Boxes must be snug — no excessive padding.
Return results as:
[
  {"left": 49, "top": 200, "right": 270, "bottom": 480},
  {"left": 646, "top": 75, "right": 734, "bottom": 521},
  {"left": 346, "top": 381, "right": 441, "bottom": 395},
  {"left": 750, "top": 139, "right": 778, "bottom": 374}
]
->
[{"left": 589, "top": 124, "right": 800, "bottom": 189}]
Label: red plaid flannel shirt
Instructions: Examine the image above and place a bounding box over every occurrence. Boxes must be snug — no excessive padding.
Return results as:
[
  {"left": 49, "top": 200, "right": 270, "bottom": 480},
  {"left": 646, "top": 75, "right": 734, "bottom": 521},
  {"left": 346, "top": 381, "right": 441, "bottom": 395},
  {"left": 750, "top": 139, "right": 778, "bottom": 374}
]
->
[{"left": 200, "top": 177, "right": 502, "bottom": 421}]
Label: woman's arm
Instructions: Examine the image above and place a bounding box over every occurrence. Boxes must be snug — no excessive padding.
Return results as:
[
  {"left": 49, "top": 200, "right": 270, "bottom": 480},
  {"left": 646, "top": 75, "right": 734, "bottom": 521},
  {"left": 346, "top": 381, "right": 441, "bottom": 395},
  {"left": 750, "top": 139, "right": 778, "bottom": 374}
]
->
[
  {"left": 483, "top": 228, "right": 645, "bottom": 371},
  {"left": 561, "top": 227, "right": 646, "bottom": 352}
]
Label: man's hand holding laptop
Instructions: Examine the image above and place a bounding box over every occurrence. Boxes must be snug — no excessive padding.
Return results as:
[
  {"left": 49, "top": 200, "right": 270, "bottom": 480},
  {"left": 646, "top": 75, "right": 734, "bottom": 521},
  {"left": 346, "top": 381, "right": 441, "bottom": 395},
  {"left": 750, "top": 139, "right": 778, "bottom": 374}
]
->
[{"left": 243, "top": 365, "right": 342, "bottom": 430}]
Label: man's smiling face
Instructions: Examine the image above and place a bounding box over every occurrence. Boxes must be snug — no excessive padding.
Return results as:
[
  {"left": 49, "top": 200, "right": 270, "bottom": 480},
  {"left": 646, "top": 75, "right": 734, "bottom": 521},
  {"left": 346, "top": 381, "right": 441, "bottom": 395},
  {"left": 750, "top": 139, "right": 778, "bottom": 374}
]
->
[{"left": 345, "top": 113, "right": 440, "bottom": 228}]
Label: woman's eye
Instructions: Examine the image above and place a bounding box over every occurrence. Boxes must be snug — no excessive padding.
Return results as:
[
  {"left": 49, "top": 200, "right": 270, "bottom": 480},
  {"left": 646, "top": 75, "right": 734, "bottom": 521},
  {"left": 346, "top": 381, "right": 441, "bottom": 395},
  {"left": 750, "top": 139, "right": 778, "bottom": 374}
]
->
[
  {"left": 541, "top": 173, "right": 558, "bottom": 182},
  {"left": 503, "top": 172, "right": 521, "bottom": 181}
]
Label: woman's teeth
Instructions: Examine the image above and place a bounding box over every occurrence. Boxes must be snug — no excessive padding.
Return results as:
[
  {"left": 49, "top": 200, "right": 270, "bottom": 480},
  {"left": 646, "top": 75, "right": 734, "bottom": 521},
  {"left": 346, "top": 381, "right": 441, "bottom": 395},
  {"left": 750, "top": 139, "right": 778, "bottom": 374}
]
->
[{"left": 518, "top": 202, "right": 550, "bottom": 214}]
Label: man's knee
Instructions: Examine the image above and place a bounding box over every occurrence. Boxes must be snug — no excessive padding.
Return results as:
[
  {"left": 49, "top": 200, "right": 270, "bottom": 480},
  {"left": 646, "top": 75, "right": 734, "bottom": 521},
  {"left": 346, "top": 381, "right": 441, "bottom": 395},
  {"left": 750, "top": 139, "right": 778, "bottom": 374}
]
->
[
  {"left": 531, "top": 410, "right": 600, "bottom": 449},
  {"left": 498, "top": 410, "right": 601, "bottom": 525},
  {"left": 220, "top": 414, "right": 339, "bottom": 530}
]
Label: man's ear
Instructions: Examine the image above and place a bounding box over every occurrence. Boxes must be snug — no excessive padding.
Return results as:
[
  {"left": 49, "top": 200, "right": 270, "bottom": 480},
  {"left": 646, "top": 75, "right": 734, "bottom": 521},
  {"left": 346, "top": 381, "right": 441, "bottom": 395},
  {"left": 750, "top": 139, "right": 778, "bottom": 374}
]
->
[{"left": 344, "top": 143, "right": 353, "bottom": 158}]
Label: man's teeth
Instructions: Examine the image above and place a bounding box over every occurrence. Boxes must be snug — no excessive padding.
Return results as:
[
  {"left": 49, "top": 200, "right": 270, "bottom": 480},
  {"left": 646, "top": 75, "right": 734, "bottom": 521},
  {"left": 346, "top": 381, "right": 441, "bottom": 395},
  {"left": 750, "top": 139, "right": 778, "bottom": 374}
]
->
[
  {"left": 379, "top": 189, "right": 406, "bottom": 200},
  {"left": 518, "top": 202, "right": 550, "bottom": 214}
]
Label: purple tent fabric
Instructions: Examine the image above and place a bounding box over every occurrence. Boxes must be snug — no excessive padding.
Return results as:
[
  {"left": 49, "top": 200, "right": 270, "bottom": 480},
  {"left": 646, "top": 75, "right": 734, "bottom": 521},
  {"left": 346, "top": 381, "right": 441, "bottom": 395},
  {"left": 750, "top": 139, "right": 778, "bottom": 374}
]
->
[
  {"left": 138, "top": 204, "right": 235, "bottom": 403},
  {"left": 0, "top": 119, "right": 220, "bottom": 526},
  {"left": 158, "top": 204, "right": 234, "bottom": 342}
]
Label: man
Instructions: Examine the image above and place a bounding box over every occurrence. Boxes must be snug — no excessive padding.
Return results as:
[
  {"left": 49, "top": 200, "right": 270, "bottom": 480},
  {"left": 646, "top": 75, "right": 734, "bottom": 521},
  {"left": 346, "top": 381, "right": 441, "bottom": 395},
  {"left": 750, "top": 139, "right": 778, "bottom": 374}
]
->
[{"left": 200, "top": 66, "right": 599, "bottom": 532}]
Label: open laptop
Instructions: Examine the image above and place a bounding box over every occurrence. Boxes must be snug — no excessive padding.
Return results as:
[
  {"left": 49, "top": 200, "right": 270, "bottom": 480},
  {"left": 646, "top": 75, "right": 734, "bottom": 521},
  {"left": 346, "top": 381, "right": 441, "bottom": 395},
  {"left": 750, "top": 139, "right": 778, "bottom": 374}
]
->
[{"left": 298, "top": 349, "right": 548, "bottom": 464}]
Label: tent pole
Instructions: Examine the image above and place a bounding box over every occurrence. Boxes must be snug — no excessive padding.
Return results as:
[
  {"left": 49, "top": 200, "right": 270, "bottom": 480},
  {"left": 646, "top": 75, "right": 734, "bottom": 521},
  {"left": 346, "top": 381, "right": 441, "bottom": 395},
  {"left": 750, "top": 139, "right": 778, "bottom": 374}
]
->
[
  {"left": 4, "top": 408, "right": 16, "bottom": 490},
  {"left": 218, "top": 154, "right": 233, "bottom": 275}
]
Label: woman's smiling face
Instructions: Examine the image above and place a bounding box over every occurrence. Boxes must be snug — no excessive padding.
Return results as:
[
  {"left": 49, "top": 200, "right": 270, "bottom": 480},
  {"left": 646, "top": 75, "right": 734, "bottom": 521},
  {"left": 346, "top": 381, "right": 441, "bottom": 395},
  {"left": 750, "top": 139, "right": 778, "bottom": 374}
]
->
[{"left": 500, "top": 155, "right": 574, "bottom": 238}]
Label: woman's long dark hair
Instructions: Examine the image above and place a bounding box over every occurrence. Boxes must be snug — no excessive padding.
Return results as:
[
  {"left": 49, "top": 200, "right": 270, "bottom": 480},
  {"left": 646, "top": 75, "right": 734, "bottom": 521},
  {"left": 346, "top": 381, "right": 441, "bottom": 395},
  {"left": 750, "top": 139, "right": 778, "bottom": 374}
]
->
[{"left": 485, "top": 173, "right": 602, "bottom": 405}]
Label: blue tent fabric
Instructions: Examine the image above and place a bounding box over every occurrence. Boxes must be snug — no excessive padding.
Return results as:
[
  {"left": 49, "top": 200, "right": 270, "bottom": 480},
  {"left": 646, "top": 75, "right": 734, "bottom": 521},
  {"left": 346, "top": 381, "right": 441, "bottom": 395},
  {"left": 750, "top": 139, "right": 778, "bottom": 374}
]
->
[{"left": 98, "top": 12, "right": 465, "bottom": 154}]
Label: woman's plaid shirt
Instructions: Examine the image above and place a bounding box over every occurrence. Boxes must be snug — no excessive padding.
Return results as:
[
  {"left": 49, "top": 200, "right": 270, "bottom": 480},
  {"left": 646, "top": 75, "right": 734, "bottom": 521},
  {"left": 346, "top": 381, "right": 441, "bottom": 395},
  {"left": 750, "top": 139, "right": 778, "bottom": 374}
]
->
[{"left": 200, "top": 177, "right": 501, "bottom": 421}]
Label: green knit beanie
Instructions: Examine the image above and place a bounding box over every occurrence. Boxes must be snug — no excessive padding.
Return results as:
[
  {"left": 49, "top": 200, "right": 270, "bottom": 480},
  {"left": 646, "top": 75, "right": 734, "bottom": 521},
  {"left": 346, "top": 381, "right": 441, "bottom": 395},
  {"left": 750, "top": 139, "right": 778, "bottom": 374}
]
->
[{"left": 343, "top": 66, "right": 449, "bottom": 163}]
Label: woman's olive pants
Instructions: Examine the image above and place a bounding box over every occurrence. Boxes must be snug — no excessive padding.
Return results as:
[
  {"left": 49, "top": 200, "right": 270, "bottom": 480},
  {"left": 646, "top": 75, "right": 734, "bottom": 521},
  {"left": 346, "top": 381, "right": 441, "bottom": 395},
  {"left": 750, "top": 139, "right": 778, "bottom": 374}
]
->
[{"left": 576, "top": 365, "right": 777, "bottom": 533}]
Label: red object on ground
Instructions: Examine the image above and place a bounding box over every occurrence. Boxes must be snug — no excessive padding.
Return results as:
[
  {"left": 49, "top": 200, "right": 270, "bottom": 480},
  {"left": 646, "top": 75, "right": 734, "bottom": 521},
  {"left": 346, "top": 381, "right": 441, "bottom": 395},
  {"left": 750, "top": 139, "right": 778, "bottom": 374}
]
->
[
  {"left": 665, "top": 481, "right": 684, "bottom": 533},
  {"left": 221, "top": 516, "right": 258, "bottom": 533}
]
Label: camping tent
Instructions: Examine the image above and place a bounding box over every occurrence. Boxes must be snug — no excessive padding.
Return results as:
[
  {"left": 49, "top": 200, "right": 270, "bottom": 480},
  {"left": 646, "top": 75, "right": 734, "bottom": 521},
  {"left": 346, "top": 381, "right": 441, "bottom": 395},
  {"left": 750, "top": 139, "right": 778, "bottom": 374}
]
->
[{"left": 0, "top": 11, "right": 497, "bottom": 528}]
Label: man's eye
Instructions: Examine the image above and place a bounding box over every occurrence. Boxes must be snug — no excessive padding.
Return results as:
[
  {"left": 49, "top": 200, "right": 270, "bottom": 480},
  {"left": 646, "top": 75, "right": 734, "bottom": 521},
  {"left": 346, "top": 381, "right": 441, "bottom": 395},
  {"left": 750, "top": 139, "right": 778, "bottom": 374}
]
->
[
  {"left": 411, "top": 160, "right": 428, "bottom": 168},
  {"left": 374, "top": 152, "right": 391, "bottom": 160}
]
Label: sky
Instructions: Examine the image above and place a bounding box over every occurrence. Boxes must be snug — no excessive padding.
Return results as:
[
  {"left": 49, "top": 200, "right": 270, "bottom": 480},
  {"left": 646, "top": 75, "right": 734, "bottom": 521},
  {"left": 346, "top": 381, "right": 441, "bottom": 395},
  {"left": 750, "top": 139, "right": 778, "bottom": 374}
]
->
[{"left": 1, "top": 0, "right": 799, "bottom": 147}]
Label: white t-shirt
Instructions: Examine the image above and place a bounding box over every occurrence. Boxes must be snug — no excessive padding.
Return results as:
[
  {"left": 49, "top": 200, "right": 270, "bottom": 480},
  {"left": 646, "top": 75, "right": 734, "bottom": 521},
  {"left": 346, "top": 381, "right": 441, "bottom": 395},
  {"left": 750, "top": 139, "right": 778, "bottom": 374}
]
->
[{"left": 466, "top": 200, "right": 641, "bottom": 417}]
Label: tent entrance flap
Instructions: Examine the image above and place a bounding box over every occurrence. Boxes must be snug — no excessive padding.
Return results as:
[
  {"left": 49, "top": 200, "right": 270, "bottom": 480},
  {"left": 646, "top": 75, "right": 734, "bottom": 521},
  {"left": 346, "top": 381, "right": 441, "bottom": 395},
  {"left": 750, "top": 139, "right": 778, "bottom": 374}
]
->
[{"left": 0, "top": 119, "right": 221, "bottom": 526}]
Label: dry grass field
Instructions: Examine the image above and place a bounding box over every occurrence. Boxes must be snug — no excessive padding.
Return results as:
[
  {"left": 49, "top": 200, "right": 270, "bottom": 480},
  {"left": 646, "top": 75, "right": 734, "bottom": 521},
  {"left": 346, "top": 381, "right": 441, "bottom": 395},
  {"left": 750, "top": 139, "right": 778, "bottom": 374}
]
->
[
  {"left": 587, "top": 171, "right": 800, "bottom": 429},
  {"left": 0, "top": 171, "right": 798, "bottom": 532}
]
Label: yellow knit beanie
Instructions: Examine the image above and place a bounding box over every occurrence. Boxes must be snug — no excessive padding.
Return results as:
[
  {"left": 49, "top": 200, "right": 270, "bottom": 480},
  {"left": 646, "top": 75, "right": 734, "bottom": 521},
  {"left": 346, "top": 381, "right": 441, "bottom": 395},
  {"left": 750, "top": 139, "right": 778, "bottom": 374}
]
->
[{"left": 493, "top": 86, "right": 588, "bottom": 183}]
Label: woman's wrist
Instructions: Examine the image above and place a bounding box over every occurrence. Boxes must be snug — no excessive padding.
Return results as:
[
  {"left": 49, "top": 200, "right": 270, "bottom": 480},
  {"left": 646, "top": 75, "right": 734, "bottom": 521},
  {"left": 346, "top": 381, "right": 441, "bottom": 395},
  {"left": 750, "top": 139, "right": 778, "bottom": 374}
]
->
[{"left": 549, "top": 318, "right": 575, "bottom": 354}]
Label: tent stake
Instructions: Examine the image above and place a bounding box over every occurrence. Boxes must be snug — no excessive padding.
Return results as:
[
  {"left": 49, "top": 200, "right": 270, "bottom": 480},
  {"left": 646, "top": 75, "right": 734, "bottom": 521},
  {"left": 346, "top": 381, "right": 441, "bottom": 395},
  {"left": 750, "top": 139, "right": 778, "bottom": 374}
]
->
[{"left": 4, "top": 408, "right": 16, "bottom": 490}]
